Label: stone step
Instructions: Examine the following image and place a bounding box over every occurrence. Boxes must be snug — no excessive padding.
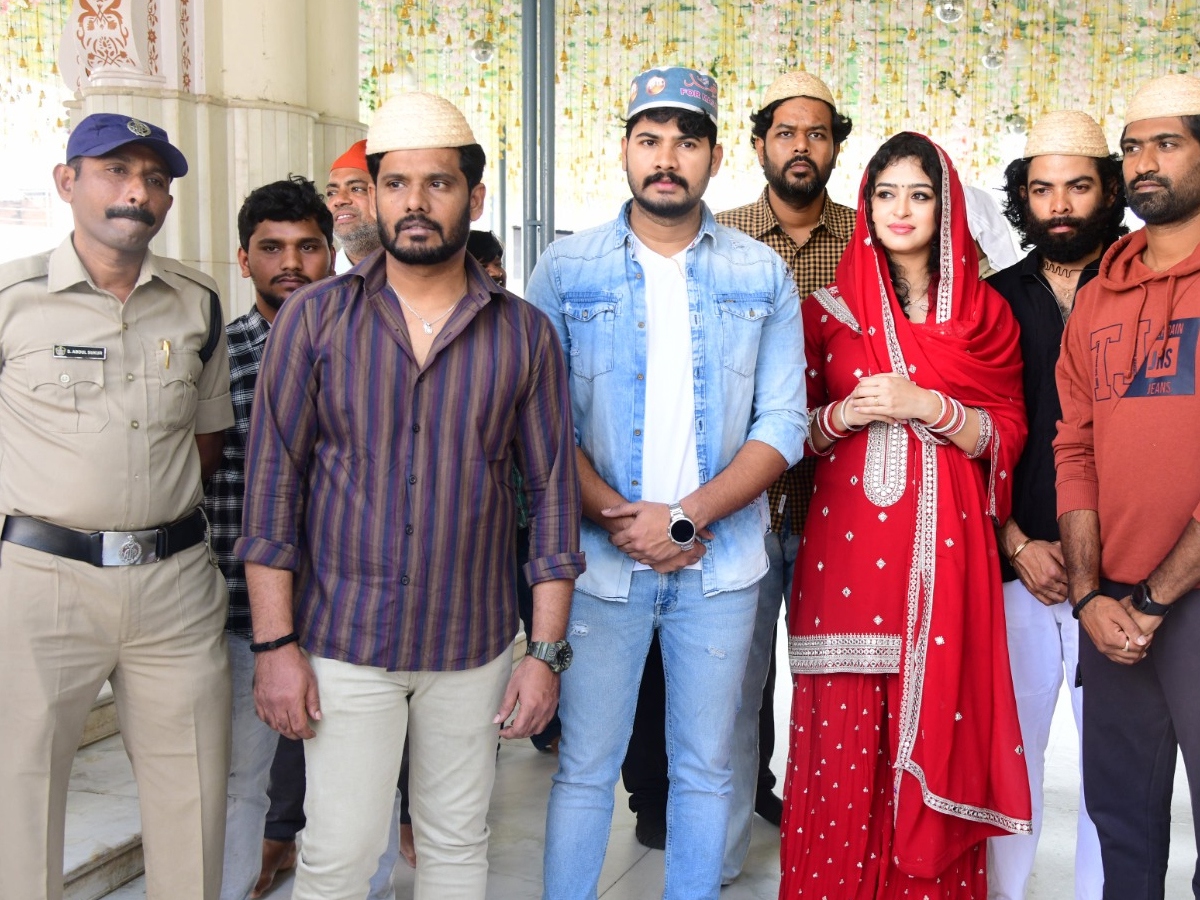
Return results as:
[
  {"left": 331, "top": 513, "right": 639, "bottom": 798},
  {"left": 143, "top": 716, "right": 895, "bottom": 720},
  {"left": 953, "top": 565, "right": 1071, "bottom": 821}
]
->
[
  {"left": 64, "top": 733, "right": 144, "bottom": 900},
  {"left": 80, "top": 682, "right": 118, "bottom": 749}
]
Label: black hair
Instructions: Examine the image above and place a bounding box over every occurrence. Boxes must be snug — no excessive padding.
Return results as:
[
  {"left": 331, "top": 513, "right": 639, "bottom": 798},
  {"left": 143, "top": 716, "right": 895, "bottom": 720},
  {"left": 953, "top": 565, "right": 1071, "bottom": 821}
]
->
[
  {"left": 66, "top": 156, "right": 83, "bottom": 175},
  {"left": 623, "top": 106, "right": 718, "bottom": 148},
  {"left": 749, "top": 97, "right": 853, "bottom": 146},
  {"left": 237, "top": 175, "right": 334, "bottom": 251},
  {"left": 1000, "top": 153, "right": 1128, "bottom": 250},
  {"left": 864, "top": 132, "right": 943, "bottom": 309},
  {"left": 466, "top": 230, "right": 504, "bottom": 264},
  {"left": 365, "top": 144, "right": 487, "bottom": 191}
]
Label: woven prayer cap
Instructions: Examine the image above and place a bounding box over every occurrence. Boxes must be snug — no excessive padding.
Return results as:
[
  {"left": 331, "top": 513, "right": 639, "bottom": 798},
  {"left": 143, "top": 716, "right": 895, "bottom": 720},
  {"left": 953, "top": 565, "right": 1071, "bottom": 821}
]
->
[
  {"left": 368, "top": 92, "right": 476, "bottom": 154},
  {"left": 1023, "top": 110, "right": 1109, "bottom": 158},
  {"left": 1124, "top": 74, "right": 1200, "bottom": 126},
  {"left": 762, "top": 71, "right": 836, "bottom": 110}
]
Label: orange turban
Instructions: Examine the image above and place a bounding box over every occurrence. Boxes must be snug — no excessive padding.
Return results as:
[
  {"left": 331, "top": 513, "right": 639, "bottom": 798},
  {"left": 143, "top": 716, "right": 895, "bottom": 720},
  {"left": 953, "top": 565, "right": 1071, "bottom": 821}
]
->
[{"left": 330, "top": 139, "right": 369, "bottom": 173}]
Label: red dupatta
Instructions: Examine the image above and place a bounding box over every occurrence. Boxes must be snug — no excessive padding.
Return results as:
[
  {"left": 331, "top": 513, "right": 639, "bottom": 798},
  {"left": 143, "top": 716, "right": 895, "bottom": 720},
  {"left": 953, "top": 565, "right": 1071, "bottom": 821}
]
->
[{"left": 823, "top": 133, "right": 1032, "bottom": 875}]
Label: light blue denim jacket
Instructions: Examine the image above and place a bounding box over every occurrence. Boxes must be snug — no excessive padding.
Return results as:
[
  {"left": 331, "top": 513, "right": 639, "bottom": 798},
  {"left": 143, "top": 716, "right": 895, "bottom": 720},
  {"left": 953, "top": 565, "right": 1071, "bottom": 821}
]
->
[{"left": 525, "top": 201, "right": 806, "bottom": 601}]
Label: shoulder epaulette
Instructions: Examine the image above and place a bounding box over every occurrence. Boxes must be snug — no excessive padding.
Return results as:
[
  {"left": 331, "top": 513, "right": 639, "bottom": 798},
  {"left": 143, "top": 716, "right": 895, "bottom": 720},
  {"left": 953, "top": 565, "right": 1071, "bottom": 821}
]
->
[{"left": 0, "top": 251, "right": 52, "bottom": 294}]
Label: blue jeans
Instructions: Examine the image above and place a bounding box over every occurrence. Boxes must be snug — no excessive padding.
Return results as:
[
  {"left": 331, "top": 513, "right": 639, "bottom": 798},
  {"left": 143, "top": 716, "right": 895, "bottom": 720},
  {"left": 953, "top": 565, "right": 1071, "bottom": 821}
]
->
[
  {"left": 543, "top": 570, "right": 758, "bottom": 900},
  {"left": 723, "top": 529, "right": 799, "bottom": 881}
]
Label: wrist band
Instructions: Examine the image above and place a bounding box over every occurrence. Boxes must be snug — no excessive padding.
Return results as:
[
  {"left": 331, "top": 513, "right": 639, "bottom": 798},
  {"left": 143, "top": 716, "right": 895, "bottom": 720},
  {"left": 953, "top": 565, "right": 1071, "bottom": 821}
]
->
[
  {"left": 250, "top": 632, "right": 300, "bottom": 653},
  {"left": 1071, "top": 590, "right": 1102, "bottom": 620},
  {"left": 1009, "top": 538, "right": 1032, "bottom": 565}
]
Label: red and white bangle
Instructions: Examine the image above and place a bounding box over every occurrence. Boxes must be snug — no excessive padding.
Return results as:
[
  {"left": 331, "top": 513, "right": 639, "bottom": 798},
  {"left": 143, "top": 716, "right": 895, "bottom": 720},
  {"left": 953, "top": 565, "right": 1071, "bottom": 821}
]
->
[
  {"left": 928, "top": 391, "right": 966, "bottom": 437},
  {"left": 818, "top": 402, "right": 851, "bottom": 442}
]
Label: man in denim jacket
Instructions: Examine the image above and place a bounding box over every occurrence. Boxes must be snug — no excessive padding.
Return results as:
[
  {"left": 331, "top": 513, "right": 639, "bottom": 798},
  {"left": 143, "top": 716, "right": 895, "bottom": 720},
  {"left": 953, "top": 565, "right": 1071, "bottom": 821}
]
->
[{"left": 527, "top": 67, "right": 806, "bottom": 900}]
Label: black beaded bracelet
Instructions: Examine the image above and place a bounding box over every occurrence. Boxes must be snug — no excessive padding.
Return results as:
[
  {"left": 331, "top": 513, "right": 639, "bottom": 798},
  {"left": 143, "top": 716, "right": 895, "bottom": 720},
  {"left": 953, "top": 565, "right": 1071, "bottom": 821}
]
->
[
  {"left": 250, "top": 632, "right": 300, "bottom": 653},
  {"left": 1071, "top": 590, "right": 1102, "bottom": 620}
]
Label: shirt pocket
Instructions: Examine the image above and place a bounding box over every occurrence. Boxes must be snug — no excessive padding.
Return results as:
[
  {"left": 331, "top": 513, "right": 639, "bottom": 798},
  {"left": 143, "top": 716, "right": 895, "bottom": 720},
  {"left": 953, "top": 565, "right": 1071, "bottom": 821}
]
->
[
  {"left": 26, "top": 352, "right": 110, "bottom": 433},
  {"left": 562, "top": 293, "right": 618, "bottom": 382},
  {"left": 715, "top": 292, "right": 774, "bottom": 377},
  {"left": 157, "top": 347, "right": 201, "bottom": 432}
]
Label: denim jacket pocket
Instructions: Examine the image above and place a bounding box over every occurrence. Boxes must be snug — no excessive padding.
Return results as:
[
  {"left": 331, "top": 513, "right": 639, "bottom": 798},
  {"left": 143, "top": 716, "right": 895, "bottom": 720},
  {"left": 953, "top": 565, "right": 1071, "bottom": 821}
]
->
[
  {"left": 715, "top": 292, "right": 774, "bottom": 377},
  {"left": 562, "top": 292, "right": 619, "bottom": 381}
]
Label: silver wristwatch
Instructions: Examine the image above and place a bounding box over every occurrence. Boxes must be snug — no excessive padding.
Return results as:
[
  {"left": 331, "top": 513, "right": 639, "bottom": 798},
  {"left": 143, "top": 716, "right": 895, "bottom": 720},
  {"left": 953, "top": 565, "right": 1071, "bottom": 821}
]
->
[{"left": 667, "top": 502, "right": 697, "bottom": 551}]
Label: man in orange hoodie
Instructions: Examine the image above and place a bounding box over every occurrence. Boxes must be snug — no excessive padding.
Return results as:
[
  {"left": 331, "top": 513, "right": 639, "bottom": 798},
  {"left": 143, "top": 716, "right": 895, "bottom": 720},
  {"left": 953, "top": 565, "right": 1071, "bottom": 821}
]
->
[{"left": 1056, "top": 73, "right": 1200, "bottom": 898}]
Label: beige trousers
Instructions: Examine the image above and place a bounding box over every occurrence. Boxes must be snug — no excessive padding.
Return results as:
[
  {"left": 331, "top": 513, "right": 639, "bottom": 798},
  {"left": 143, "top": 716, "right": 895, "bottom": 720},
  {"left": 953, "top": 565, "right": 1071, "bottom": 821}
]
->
[
  {"left": 293, "top": 645, "right": 512, "bottom": 900},
  {"left": 0, "top": 540, "right": 232, "bottom": 900}
]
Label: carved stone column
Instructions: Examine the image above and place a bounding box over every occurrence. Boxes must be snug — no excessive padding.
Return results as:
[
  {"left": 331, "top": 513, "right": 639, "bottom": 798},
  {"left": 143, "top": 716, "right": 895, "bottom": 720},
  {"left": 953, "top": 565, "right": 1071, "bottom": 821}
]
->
[{"left": 59, "top": 0, "right": 363, "bottom": 316}]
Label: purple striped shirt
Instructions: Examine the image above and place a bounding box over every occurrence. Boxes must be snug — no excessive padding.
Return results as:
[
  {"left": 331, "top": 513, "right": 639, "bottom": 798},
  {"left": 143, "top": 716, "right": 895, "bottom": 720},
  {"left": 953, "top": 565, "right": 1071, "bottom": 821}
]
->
[{"left": 237, "top": 251, "right": 584, "bottom": 672}]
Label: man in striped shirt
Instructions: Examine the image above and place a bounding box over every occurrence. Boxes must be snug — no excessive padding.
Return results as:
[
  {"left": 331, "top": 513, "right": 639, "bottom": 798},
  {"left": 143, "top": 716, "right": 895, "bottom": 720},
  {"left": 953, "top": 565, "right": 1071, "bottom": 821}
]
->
[{"left": 238, "top": 93, "right": 584, "bottom": 900}]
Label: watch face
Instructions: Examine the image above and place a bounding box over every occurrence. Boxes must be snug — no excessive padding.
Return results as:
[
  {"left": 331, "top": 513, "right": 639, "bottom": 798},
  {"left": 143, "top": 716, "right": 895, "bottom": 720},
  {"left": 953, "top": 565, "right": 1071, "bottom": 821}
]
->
[
  {"left": 554, "top": 642, "right": 573, "bottom": 672},
  {"left": 670, "top": 517, "right": 697, "bottom": 544}
]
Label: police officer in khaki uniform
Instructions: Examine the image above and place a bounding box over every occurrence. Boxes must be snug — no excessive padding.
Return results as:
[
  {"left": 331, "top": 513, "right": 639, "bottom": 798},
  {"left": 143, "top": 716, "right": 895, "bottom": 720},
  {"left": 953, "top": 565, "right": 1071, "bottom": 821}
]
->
[{"left": 0, "top": 114, "right": 234, "bottom": 900}]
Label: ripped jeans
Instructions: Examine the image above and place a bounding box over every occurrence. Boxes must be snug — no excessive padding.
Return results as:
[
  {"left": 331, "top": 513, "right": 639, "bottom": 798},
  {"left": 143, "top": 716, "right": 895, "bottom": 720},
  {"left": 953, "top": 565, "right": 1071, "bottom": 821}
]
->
[{"left": 542, "top": 569, "right": 758, "bottom": 900}]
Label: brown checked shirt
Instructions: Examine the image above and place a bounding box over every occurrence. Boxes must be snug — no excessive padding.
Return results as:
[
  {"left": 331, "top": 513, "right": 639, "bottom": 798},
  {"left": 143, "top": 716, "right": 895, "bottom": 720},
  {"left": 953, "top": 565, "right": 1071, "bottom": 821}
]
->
[{"left": 717, "top": 188, "right": 854, "bottom": 535}]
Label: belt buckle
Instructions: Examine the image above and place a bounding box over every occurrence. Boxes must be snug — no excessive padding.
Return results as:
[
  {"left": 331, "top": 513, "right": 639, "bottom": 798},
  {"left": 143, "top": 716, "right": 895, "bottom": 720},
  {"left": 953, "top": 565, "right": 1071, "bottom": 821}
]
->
[{"left": 100, "top": 530, "right": 159, "bottom": 566}]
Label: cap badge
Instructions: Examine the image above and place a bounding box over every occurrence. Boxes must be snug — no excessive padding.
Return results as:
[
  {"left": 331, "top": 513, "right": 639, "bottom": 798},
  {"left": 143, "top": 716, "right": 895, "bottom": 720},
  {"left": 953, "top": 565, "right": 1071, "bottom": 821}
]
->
[{"left": 126, "top": 119, "right": 151, "bottom": 137}]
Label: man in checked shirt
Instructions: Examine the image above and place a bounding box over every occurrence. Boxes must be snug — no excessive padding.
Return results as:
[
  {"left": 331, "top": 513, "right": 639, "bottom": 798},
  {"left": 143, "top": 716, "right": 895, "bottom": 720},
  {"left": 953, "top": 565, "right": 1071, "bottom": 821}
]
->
[{"left": 203, "top": 176, "right": 334, "bottom": 900}]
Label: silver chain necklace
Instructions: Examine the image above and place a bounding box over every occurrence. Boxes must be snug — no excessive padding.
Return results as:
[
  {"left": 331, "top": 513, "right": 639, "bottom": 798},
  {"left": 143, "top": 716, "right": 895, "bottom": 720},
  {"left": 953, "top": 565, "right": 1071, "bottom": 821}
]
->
[{"left": 391, "top": 287, "right": 461, "bottom": 335}]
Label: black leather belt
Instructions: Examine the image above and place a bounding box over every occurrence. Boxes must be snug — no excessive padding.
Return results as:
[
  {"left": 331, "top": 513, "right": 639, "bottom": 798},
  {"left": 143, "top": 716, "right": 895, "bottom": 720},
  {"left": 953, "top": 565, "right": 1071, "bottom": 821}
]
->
[{"left": 1, "top": 509, "right": 208, "bottom": 567}]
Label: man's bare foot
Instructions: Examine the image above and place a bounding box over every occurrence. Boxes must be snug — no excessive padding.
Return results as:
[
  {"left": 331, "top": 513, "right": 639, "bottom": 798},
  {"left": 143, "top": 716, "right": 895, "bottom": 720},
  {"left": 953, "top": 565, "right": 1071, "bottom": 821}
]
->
[
  {"left": 251, "top": 838, "right": 297, "bottom": 898},
  {"left": 400, "top": 823, "right": 417, "bottom": 868}
]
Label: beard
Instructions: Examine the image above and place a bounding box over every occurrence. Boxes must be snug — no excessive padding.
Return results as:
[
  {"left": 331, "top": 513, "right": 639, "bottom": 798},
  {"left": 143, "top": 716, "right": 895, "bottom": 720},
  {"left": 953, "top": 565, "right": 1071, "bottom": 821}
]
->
[
  {"left": 763, "top": 152, "right": 833, "bottom": 207},
  {"left": 629, "top": 170, "right": 703, "bottom": 220},
  {"left": 1127, "top": 170, "right": 1200, "bottom": 226},
  {"left": 1023, "top": 202, "right": 1113, "bottom": 264},
  {"left": 379, "top": 206, "right": 471, "bottom": 266},
  {"left": 337, "top": 220, "right": 380, "bottom": 258}
]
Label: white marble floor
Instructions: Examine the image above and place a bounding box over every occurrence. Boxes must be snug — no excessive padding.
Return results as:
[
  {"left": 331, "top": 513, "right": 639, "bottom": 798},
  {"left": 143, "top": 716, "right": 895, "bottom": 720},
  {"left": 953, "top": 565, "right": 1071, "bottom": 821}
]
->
[{"left": 114, "top": 619, "right": 1195, "bottom": 899}]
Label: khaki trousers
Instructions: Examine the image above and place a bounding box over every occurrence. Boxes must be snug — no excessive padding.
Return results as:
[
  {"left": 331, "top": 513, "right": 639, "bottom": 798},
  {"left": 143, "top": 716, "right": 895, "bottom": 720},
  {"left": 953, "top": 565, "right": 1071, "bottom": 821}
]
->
[
  {"left": 0, "top": 540, "right": 232, "bottom": 900},
  {"left": 293, "top": 645, "right": 512, "bottom": 900}
]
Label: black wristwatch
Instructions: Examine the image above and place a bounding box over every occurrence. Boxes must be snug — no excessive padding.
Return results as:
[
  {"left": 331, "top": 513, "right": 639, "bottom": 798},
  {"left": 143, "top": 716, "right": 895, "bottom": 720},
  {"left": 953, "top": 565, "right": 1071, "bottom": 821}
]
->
[
  {"left": 667, "top": 502, "right": 697, "bottom": 551},
  {"left": 1130, "top": 580, "right": 1171, "bottom": 617},
  {"left": 527, "top": 640, "right": 573, "bottom": 673}
]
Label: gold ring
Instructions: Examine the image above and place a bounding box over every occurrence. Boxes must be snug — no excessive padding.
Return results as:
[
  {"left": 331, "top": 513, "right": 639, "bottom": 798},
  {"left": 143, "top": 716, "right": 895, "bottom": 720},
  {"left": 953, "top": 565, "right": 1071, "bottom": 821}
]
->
[{"left": 1123, "top": 638, "right": 1130, "bottom": 652}]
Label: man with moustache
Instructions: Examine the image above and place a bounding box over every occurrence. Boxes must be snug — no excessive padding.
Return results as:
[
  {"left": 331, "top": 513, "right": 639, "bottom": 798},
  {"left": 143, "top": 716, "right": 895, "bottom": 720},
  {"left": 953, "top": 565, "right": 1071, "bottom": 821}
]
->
[
  {"left": 0, "top": 113, "right": 234, "bottom": 900},
  {"left": 1056, "top": 74, "right": 1200, "bottom": 898},
  {"left": 239, "top": 92, "right": 582, "bottom": 900},
  {"left": 987, "top": 111, "right": 1127, "bottom": 900},
  {"left": 207, "top": 176, "right": 333, "bottom": 900},
  {"left": 714, "top": 70, "right": 853, "bottom": 881},
  {"left": 527, "top": 67, "right": 805, "bottom": 900},
  {"left": 326, "top": 139, "right": 380, "bottom": 272}
]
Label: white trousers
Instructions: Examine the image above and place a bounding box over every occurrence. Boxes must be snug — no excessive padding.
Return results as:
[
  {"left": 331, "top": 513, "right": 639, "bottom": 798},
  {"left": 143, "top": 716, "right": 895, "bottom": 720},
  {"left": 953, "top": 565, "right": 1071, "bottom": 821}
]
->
[
  {"left": 292, "top": 645, "right": 511, "bottom": 900},
  {"left": 987, "top": 580, "right": 1102, "bottom": 900}
]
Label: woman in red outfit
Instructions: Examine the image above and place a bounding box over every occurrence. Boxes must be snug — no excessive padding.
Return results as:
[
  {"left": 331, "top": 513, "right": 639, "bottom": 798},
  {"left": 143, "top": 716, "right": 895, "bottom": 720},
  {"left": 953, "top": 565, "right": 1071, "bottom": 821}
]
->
[{"left": 780, "top": 132, "right": 1032, "bottom": 899}]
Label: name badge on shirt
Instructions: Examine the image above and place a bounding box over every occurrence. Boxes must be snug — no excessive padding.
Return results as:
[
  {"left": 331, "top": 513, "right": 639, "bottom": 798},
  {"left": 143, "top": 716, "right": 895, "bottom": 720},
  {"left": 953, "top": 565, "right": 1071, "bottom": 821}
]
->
[{"left": 53, "top": 344, "right": 107, "bottom": 361}]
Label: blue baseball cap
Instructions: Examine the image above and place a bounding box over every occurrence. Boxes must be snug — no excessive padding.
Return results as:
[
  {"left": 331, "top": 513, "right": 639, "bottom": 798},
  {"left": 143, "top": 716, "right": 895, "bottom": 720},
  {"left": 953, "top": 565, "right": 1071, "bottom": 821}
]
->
[
  {"left": 627, "top": 67, "right": 719, "bottom": 125},
  {"left": 66, "top": 113, "right": 189, "bottom": 178}
]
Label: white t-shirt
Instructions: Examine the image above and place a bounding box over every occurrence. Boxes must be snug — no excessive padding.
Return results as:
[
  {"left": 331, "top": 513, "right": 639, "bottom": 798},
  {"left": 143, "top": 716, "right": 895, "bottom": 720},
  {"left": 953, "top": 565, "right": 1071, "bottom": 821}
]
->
[
  {"left": 631, "top": 236, "right": 701, "bottom": 571},
  {"left": 334, "top": 247, "right": 354, "bottom": 275}
]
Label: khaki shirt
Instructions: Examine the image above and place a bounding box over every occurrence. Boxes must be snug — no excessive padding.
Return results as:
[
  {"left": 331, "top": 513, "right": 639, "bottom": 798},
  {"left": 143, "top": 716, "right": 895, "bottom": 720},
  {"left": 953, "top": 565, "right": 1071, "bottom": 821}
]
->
[{"left": 0, "top": 236, "right": 233, "bottom": 531}]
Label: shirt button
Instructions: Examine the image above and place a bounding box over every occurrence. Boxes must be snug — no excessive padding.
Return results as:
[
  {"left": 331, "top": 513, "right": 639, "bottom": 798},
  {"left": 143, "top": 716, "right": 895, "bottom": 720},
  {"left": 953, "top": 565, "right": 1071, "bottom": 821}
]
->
[
  {"left": 417, "top": 374, "right": 426, "bottom": 383},
  {"left": 131, "top": 420, "right": 139, "bottom": 429},
  {"left": 405, "top": 524, "right": 414, "bottom": 535},
  {"left": 634, "top": 429, "right": 641, "bottom": 436},
  {"left": 631, "top": 479, "right": 639, "bottom": 486},
  {"left": 401, "top": 575, "right": 410, "bottom": 585},
  {"left": 636, "top": 373, "right": 644, "bottom": 380},
  {"left": 635, "top": 273, "right": 643, "bottom": 280},
  {"left": 122, "top": 323, "right": 128, "bottom": 330},
  {"left": 59, "top": 373, "right": 70, "bottom": 384},
  {"left": 637, "top": 321, "right": 645, "bottom": 328},
  {"left": 408, "top": 475, "right": 417, "bottom": 484},
  {"left": 412, "top": 424, "right": 420, "bottom": 433},
  {"left": 126, "top": 373, "right": 134, "bottom": 382}
]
